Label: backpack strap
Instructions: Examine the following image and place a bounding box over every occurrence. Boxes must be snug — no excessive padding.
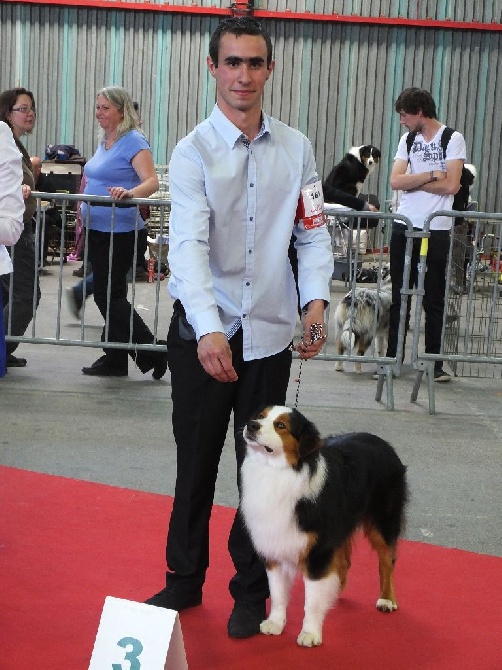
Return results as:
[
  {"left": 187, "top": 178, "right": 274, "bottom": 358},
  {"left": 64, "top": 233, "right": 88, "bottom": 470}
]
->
[
  {"left": 406, "top": 131, "right": 417, "bottom": 160},
  {"left": 406, "top": 126, "right": 455, "bottom": 162},
  {"left": 440, "top": 126, "right": 455, "bottom": 159}
]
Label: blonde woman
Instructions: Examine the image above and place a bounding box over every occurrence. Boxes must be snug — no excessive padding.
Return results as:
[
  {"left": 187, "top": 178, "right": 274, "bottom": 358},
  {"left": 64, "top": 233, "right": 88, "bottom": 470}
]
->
[{"left": 80, "top": 86, "right": 166, "bottom": 378}]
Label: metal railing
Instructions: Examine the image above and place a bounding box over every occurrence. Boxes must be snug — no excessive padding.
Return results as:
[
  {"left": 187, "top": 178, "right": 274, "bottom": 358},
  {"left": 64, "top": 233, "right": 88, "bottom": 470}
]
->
[
  {"left": 319, "top": 208, "right": 414, "bottom": 410},
  {"left": 410, "top": 210, "right": 502, "bottom": 413},
  {"left": 7, "top": 195, "right": 500, "bottom": 414},
  {"left": 5, "top": 192, "right": 171, "bottom": 354}
]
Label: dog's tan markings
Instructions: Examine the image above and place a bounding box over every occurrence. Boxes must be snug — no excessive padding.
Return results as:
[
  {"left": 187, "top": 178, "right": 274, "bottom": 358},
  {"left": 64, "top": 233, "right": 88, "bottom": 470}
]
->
[
  {"left": 266, "top": 559, "right": 280, "bottom": 570},
  {"left": 297, "top": 532, "right": 319, "bottom": 576},
  {"left": 275, "top": 411, "right": 301, "bottom": 467},
  {"left": 365, "top": 525, "right": 398, "bottom": 611},
  {"left": 330, "top": 539, "right": 354, "bottom": 590}
]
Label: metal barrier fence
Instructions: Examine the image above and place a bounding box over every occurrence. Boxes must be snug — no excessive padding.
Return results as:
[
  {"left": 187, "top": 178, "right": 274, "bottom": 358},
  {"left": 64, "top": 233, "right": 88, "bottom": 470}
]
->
[
  {"left": 6, "top": 197, "right": 411, "bottom": 409},
  {"left": 7, "top": 195, "right": 499, "bottom": 413},
  {"left": 410, "top": 211, "right": 502, "bottom": 413},
  {"left": 318, "top": 207, "right": 414, "bottom": 411},
  {"left": 5, "top": 192, "right": 171, "bottom": 355}
]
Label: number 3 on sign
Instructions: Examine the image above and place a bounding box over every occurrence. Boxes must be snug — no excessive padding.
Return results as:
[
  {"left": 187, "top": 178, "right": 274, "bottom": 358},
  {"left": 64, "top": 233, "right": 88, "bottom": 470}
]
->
[
  {"left": 89, "top": 596, "right": 188, "bottom": 670},
  {"left": 112, "top": 636, "right": 144, "bottom": 670}
]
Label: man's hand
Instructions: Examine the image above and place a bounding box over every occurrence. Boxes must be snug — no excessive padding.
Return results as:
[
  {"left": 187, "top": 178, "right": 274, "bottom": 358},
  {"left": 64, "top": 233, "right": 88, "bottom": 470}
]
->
[
  {"left": 296, "top": 299, "right": 327, "bottom": 360},
  {"left": 198, "top": 332, "right": 238, "bottom": 382}
]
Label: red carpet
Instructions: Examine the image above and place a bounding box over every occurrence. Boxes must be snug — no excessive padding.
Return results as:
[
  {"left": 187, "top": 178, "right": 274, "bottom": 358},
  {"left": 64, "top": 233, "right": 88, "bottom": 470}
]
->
[{"left": 1, "top": 466, "right": 500, "bottom": 669}]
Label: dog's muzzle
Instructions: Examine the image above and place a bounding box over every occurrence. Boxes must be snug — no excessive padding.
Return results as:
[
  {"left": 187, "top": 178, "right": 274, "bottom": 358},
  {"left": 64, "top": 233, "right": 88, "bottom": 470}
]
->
[
  {"left": 244, "top": 419, "right": 260, "bottom": 441},
  {"left": 244, "top": 420, "right": 273, "bottom": 453}
]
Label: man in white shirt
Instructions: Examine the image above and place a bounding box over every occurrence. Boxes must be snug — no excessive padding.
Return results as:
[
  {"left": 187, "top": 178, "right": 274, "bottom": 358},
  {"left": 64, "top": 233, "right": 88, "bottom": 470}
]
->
[
  {"left": 385, "top": 88, "right": 466, "bottom": 382},
  {"left": 146, "top": 17, "right": 333, "bottom": 638}
]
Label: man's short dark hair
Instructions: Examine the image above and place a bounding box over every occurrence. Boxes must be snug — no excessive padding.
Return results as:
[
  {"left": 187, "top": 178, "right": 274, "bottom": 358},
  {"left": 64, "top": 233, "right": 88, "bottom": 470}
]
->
[
  {"left": 395, "top": 88, "right": 437, "bottom": 119},
  {"left": 209, "top": 17, "right": 273, "bottom": 67}
]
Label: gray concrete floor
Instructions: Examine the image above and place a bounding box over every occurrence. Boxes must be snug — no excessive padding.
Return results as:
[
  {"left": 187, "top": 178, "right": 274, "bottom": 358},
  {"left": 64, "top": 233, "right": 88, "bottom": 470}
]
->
[{"left": 1, "top": 261, "right": 501, "bottom": 557}]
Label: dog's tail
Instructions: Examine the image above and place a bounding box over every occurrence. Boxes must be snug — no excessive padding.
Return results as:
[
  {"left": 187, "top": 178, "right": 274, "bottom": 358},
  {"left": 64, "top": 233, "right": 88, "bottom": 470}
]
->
[{"left": 340, "top": 318, "right": 356, "bottom": 351}]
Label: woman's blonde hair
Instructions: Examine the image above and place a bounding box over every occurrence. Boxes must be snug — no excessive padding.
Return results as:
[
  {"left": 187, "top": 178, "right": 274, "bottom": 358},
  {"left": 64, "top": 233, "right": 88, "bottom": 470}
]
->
[{"left": 96, "top": 86, "right": 144, "bottom": 143}]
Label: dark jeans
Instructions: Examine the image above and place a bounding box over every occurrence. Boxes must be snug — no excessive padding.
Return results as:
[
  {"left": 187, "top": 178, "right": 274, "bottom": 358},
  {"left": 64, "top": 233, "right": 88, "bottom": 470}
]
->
[
  {"left": 1, "top": 224, "right": 41, "bottom": 355},
  {"left": 165, "top": 314, "right": 292, "bottom": 604},
  {"left": 87, "top": 228, "right": 154, "bottom": 370},
  {"left": 387, "top": 223, "right": 450, "bottom": 367}
]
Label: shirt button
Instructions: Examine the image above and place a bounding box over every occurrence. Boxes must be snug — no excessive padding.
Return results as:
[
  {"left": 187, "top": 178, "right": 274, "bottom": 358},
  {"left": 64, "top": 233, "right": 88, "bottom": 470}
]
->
[
  {"left": 246, "top": 282, "right": 250, "bottom": 286},
  {"left": 250, "top": 183, "right": 254, "bottom": 187}
]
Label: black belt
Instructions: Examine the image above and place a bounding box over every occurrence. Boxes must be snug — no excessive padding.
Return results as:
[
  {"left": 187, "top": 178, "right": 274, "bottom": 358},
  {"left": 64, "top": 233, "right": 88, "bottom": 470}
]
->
[
  {"left": 392, "top": 221, "right": 422, "bottom": 232},
  {"left": 392, "top": 222, "right": 450, "bottom": 236}
]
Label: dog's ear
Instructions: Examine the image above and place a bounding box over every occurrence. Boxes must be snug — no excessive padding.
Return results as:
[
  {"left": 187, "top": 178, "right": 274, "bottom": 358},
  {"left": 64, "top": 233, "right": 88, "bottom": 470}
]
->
[
  {"left": 373, "top": 147, "right": 381, "bottom": 160},
  {"left": 290, "top": 409, "right": 322, "bottom": 460}
]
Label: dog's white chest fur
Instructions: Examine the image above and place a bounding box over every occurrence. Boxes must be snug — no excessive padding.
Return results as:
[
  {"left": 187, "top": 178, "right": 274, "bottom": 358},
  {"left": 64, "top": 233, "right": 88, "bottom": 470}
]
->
[{"left": 241, "top": 453, "right": 326, "bottom": 565}]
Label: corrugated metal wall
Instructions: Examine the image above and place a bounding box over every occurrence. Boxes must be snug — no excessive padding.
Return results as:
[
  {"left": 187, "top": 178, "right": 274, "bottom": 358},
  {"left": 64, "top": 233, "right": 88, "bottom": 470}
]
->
[{"left": 1, "top": 2, "right": 501, "bottom": 211}]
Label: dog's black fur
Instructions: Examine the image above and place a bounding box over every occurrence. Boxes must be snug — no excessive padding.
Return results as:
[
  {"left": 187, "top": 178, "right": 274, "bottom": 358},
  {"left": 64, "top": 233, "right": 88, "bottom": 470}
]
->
[
  {"left": 285, "top": 409, "right": 409, "bottom": 561},
  {"left": 324, "top": 145, "right": 381, "bottom": 197}
]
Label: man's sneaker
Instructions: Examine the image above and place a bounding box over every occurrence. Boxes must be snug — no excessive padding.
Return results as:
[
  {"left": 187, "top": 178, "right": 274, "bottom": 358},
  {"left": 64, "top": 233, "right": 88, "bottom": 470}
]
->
[{"left": 434, "top": 368, "right": 451, "bottom": 383}]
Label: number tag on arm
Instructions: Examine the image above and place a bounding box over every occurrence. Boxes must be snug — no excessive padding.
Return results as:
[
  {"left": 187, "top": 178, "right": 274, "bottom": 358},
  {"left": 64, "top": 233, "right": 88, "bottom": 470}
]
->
[{"left": 295, "top": 179, "right": 326, "bottom": 229}]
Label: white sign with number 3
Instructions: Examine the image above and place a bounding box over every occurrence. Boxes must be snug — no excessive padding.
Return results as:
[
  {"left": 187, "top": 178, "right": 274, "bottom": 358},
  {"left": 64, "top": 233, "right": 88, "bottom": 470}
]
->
[{"left": 89, "top": 596, "right": 188, "bottom": 670}]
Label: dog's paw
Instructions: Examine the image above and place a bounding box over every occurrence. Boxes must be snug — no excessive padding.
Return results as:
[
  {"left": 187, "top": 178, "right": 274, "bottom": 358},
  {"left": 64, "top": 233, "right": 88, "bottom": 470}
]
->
[
  {"left": 335, "top": 361, "right": 343, "bottom": 372},
  {"left": 376, "top": 598, "right": 398, "bottom": 612},
  {"left": 354, "top": 365, "right": 362, "bottom": 374},
  {"left": 260, "top": 618, "right": 285, "bottom": 636},
  {"left": 297, "top": 629, "right": 322, "bottom": 647}
]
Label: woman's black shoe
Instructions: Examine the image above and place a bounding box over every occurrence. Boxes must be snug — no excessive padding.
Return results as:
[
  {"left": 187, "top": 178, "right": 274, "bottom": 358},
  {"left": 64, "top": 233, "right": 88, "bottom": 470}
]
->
[
  {"left": 152, "top": 348, "right": 168, "bottom": 380},
  {"left": 6, "top": 354, "right": 27, "bottom": 367},
  {"left": 82, "top": 355, "right": 128, "bottom": 377}
]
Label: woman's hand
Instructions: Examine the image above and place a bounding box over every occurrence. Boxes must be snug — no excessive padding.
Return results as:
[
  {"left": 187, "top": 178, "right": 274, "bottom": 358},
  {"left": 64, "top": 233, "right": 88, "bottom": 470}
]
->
[{"left": 107, "top": 186, "right": 133, "bottom": 200}]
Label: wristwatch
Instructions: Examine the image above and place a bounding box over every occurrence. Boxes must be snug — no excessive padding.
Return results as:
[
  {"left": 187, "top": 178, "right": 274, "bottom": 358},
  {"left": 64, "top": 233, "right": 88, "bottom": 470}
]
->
[{"left": 429, "top": 171, "right": 438, "bottom": 182}]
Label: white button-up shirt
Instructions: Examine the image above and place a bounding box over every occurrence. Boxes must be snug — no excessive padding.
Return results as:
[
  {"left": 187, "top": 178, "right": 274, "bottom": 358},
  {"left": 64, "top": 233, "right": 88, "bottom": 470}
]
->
[
  {"left": 0, "top": 122, "right": 24, "bottom": 275},
  {"left": 168, "top": 105, "right": 333, "bottom": 361}
]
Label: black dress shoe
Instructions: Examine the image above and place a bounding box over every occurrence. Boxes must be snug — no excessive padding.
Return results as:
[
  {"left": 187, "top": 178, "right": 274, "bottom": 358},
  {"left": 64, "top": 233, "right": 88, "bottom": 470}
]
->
[
  {"left": 145, "top": 586, "right": 202, "bottom": 612},
  {"left": 227, "top": 600, "right": 267, "bottom": 639},
  {"left": 6, "top": 354, "right": 27, "bottom": 367},
  {"left": 82, "top": 355, "right": 128, "bottom": 377}
]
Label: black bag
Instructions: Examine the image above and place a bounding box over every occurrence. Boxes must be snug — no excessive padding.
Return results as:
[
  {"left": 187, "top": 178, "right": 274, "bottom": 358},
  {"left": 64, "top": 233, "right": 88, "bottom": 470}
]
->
[{"left": 45, "top": 144, "right": 81, "bottom": 161}]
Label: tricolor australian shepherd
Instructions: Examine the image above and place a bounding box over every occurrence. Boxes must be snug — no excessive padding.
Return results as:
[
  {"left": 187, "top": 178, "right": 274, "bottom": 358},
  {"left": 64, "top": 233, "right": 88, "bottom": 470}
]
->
[
  {"left": 333, "top": 281, "right": 391, "bottom": 373},
  {"left": 241, "top": 406, "right": 408, "bottom": 647},
  {"left": 324, "top": 145, "right": 381, "bottom": 197}
]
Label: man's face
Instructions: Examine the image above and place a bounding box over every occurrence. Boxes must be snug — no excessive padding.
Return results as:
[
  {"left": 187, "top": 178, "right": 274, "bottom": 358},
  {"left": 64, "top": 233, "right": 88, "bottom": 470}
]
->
[
  {"left": 31, "top": 159, "right": 42, "bottom": 181},
  {"left": 399, "top": 110, "right": 424, "bottom": 133},
  {"left": 207, "top": 33, "right": 274, "bottom": 118}
]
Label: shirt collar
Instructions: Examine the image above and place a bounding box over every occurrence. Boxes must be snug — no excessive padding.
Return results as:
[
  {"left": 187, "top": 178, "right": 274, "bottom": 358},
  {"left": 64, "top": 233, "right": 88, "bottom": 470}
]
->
[{"left": 209, "top": 104, "right": 270, "bottom": 148}]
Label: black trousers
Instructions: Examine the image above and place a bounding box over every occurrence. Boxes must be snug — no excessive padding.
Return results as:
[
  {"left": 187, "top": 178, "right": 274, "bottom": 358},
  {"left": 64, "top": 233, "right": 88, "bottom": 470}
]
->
[
  {"left": 87, "top": 229, "right": 155, "bottom": 370},
  {"left": 166, "top": 312, "right": 292, "bottom": 604},
  {"left": 1, "top": 224, "right": 41, "bottom": 355},
  {"left": 387, "top": 224, "right": 450, "bottom": 366}
]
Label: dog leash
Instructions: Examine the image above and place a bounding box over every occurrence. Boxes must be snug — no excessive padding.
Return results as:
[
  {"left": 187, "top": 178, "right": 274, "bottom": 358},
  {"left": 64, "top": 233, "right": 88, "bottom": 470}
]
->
[{"left": 292, "top": 321, "right": 324, "bottom": 409}]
